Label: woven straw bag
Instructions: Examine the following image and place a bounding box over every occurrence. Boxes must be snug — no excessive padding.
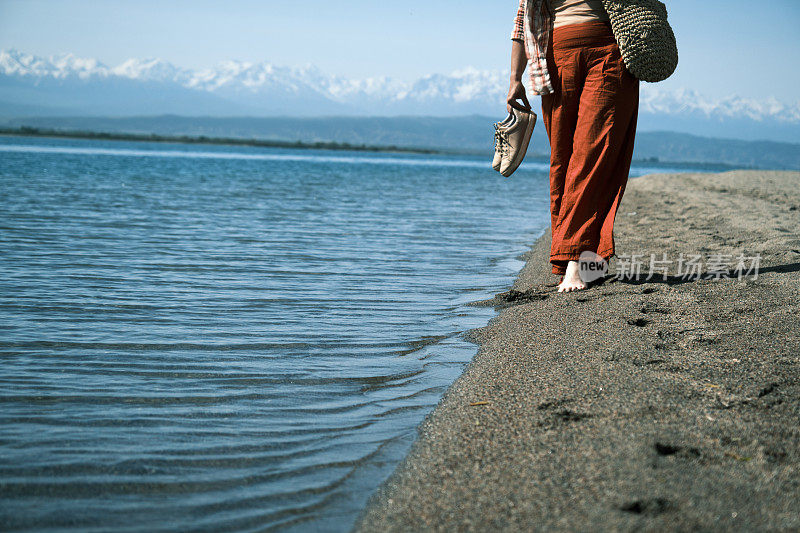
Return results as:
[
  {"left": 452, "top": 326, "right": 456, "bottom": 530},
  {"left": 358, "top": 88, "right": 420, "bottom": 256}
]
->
[{"left": 600, "top": 0, "right": 678, "bottom": 82}]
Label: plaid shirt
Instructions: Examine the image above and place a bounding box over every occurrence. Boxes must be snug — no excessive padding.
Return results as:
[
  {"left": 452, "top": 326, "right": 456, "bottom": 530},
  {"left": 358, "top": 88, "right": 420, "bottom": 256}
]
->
[{"left": 511, "top": 0, "right": 555, "bottom": 95}]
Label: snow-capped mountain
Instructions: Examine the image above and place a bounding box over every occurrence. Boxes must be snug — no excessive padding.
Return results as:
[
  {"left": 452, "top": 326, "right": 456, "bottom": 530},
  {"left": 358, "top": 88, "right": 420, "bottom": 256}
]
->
[
  {"left": 111, "top": 58, "right": 187, "bottom": 84},
  {"left": 0, "top": 50, "right": 108, "bottom": 79},
  {"left": 2, "top": 49, "right": 799, "bottom": 141},
  {"left": 638, "top": 87, "right": 800, "bottom": 124}
]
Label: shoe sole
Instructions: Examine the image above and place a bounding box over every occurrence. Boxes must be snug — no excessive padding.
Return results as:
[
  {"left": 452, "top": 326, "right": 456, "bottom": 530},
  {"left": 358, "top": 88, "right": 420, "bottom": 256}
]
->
[{"left": 500, "top": 113, "right": 536, "bottom": 177}]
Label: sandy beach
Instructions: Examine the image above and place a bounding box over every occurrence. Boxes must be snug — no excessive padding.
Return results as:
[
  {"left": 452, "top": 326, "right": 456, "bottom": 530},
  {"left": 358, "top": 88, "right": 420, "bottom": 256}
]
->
[{"left": 354, "top": 170, "right": 800, "bottom": 532}]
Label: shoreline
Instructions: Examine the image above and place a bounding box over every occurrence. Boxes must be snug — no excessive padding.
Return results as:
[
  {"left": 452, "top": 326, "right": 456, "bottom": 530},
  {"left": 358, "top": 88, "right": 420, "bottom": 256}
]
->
[
  {"left": 354, "top": 170, "right": 800, "bottom": 531},
  {"left": 0, "top": 127, "right": 440, "bottom": 155},
  {"left": 0, "top": 128, "right": 749, "bottom": 171}
]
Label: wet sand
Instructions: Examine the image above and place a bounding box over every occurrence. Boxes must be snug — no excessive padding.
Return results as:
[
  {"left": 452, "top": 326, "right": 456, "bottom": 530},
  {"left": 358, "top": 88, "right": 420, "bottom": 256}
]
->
[{"left": 354, "top": 171, "right": 800, "bottom": 532}]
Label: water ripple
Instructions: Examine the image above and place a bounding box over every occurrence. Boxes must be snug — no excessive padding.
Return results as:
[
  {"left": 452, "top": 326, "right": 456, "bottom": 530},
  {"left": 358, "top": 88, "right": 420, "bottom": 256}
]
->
[{"left": 0, "top": 135, "right": 710, "bottom": 531}]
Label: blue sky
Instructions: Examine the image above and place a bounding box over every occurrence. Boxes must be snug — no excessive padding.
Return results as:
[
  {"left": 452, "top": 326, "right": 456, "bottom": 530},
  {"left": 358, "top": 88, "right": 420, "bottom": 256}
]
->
[{"left": 1, "top": 0, "right": 799, "bottom": 102}]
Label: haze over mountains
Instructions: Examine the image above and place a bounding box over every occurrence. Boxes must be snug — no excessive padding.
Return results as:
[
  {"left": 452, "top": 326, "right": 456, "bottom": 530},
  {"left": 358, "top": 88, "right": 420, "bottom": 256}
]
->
[{"left": 2, "top": 49, "right": 800, "bottom": 144}]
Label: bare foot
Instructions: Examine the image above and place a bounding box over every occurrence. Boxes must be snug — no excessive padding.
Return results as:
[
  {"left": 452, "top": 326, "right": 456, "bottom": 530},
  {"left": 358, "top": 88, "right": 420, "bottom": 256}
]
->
[{"left": 558, "top": 260, "right": 588, "bottom": 293}]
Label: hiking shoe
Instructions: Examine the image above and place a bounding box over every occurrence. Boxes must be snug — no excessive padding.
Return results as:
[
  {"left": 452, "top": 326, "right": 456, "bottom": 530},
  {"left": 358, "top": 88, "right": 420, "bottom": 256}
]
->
[
  {"left": 492, "top": 112, "right": 514, "bottom": 171},
  {"left": 498, "top": 107, "right": 536, "bottom": 177}
]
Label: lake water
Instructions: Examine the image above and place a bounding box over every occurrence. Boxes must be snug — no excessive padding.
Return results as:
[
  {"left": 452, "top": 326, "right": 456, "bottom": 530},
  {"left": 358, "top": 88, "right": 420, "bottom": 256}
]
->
[{"left": 0, "top": 135, "right": 698, "bottom": 531}]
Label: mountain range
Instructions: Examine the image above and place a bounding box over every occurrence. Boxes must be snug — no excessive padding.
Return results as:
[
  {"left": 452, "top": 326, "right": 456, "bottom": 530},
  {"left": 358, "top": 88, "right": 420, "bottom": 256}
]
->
[{"left": 2, "top": 49, "right": 800, "bottom": 143}]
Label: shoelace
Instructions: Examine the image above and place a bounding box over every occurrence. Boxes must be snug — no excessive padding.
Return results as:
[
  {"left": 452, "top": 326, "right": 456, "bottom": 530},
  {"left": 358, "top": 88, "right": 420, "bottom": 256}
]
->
[
  {"left": 494, "top": 127, "right": 510, "bottom": 157},
  {"left": 494, "top": 127, "right": 511, "bottom": 157}
]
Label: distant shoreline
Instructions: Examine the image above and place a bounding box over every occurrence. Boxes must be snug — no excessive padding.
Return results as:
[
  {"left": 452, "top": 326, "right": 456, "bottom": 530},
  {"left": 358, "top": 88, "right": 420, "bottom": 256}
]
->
[
  {"left": 0, "top": 126, "right": 441, "bottom": 155},
  {"left": 0, "top": 126, "right": 749, "bottom": 171}
]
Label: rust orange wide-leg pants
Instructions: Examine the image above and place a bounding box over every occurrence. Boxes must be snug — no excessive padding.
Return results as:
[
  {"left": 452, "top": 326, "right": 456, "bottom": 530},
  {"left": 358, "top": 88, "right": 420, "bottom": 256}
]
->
[{"left": 541, "top": 21, "right": 639, "bottom": 275}]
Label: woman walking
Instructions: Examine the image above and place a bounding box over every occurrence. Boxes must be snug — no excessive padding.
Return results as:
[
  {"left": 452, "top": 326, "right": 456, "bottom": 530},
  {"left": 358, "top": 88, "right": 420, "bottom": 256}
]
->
[{"left": 508, "top": 0, "right": 640, "bottom": 292}]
